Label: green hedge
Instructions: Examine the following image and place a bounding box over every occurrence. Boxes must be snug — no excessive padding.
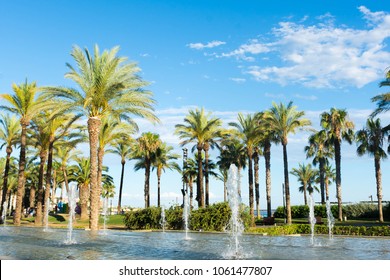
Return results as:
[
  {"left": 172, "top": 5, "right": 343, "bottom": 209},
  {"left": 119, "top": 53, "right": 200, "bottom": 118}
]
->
[
  {"left": 274, "top": 203, "right": 390, "bottom": 220},
  {"left": 247, "top": 224, "right": 390, "bottom": 236},
  {"left": 123, "top": 202, "right": 252, "bottom": 231}
]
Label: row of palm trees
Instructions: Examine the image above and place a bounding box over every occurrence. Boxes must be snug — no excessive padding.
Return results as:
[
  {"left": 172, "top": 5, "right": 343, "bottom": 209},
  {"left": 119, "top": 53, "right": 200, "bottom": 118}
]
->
[{"left": 1, "top": 44, "right": 389, "bottom": 230}]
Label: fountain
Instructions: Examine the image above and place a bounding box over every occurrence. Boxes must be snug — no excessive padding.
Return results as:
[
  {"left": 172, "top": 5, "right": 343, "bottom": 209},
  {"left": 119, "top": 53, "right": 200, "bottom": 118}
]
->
[
  {"left": 326, "top": 199, "right": 335, "bottom": 239},
  {"left": 308, "top": 193, "right": 316, "bottom": 245},
  {"left": 183, "top": 191, "right": 190, "bottom": 239},
  {"left": 65, "top": 185, "right": 77, "bottom": 244},
  {"left": 2, "top": 201, "right": 8, "bottom": 226},
  {"left": 160, "top": 206, "right": 167, "bottom": 232},
  {"left": 225, "top": 164, "right": 244, "bottom": 259}
]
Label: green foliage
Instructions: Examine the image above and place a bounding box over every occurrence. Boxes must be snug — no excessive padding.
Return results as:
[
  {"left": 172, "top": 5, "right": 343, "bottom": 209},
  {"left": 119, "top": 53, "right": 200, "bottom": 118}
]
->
[
  {"left": 343, "top": 203, "right": 380, "bottom": 219},
  {"left": 123, "top": 202, "right": 252, "bottom": 232},
  {"left": 247, "top": 224, "right": 390, "bottom": 236},
  {"left": 274, "top": 205, "right": 338, "bottom": 218}
]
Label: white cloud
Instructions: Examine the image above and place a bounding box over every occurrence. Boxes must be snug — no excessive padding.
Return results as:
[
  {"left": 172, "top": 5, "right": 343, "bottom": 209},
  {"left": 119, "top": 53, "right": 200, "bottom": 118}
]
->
[
  {"left": 229, "top": 77, "right": 246, "bottom": 83},
  {"left": 223, "top": 7, "right": 390, "bottom": 89},
  {"left": 187, "top": 40, "right": 226, "bottom": 50},
  {"left": 294, "top": 94, "right": 318, "bottom": 101}
]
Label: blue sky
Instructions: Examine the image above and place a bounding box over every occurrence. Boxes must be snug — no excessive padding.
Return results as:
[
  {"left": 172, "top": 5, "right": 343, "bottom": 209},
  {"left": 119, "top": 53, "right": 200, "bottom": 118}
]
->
[{"left": 1, "top": 0, "right": 390, "bottom": 209}]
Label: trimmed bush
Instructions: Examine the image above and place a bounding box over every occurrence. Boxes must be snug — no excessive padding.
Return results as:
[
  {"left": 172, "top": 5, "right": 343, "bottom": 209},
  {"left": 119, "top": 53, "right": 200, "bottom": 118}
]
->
[
  {"left": 123, "top": 202, "right": 252, "bottom": 231},
  {"left": 274, "top": 205, "right": 338, "bottom": 219}
]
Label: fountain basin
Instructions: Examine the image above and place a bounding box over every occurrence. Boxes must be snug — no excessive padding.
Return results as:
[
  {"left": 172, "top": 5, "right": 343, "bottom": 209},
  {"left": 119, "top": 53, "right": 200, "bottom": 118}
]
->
[{"left": 0, "top": 227, "right": 389, "bottom": 260}]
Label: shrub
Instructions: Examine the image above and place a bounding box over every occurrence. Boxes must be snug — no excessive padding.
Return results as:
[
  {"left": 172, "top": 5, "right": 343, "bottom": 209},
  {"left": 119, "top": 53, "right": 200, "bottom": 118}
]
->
[
  {"left": 274, "top": 205, "right": 338, "bottom": 219},
  {"left": 343, "top": 203, "right": 379, "bottom": 219}
]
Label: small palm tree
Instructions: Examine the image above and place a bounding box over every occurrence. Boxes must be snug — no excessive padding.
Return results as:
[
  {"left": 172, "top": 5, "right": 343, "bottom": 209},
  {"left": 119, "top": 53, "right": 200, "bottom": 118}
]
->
[
  {"left": 183, "top": 157, "right": 198, "bottom": 209},
  {"left": 132, "top": 132, "right": 162, "bottom": 208},
  {"left": 321, "top": 108, "right": 354, "bottom": 221},
  {"left": 356, "top": 118, "right": 389, "bottom": 222},
  {"left": 0, "top": 114, "right": 20, "bottom": 224},
  {"left": 43, "top": 45, "right": 158, "bottom": 230},
  {"left": 305, "top": 130, "right": 334, "bottom": 205},
  {"left": 323, "top": 163, "right": 336, "bottom": 201},
  {"left": 265, "top": 101, "right": 311, "bottom": 224},
  {"left": 1, "top": 80, "right": 53, "bottom": 225},
  {"left": 152, "top": 143, "right": 181, "bottom": 207},
  {"left": 175, "top": 108, "right": 222, "bottom": 208},
  {"left": 291, "top": 163, "right": 317, "bottom": 205}
]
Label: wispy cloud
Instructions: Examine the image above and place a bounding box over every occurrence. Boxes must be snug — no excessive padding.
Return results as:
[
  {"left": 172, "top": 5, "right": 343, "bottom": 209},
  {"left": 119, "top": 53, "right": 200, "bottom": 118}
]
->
[
  {"left": 187, "top": 40, "right": 226, "bottom": 50},
  {"left": 229, "top": 77, "right": 246, "bottom": 83},
  {"left": 294, "top": 94, "right": 318, "bottom": 101},
  {"left": 222, "top": 6, "right": 390, "bottom": 89}
]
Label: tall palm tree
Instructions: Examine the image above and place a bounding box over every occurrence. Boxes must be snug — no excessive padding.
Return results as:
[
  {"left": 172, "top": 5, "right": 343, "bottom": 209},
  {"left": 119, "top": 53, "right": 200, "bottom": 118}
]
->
[
  {"left": 0, "top": 81, "right": 53, "bottom": 225},
  {"left": 356, "top": 118, "right": 389, "bottom": 222},
  {"left": 258, "top": 111, "right": 280, "bottom": 218},
  {"left": 371, "top": 69, "right": 390, "bottom": 117},
  {"left": 152, "top": 143, "right": 181, "bottom": 207},
  {"left": 229, "top": 113, "right": 261, "bottom": 224},
  {"left": 107, "top": 137, "right": 134, "bottom": 213},
  {"left": 42, "top": 45, "right": 158, "bottom": 230},
  {"left": 305, "top": 130, "right": 334, "bottom": 205},
  {"left": 291, "top": 163, "right": 317, "bottom": 205},
  {"left": 265, "top": 101, "right": 311, "bottom": 224},
  {"left": 132, "top": 132, "right": 162, "bottom": 208},
  {"left": 0, "top": 114, "right": 20, "bottom": 224},
  {"left": 175, "top": 108, "right": 222, "bottom": 208},
  {"left": 321, "top": 108, "right": 354, "bottom": 221}
]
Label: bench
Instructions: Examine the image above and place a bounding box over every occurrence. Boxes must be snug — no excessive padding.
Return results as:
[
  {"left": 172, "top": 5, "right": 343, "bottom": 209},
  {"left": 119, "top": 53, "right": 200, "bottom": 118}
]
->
[{"left": 262, "top": 216, "right": 275, "bottom": 225}]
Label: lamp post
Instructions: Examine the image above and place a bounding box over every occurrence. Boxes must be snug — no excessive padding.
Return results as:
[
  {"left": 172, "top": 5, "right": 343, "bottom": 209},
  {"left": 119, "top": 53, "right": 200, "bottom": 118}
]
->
[{"left": 182, "top": 148, "right": 188, "bottom": 206}]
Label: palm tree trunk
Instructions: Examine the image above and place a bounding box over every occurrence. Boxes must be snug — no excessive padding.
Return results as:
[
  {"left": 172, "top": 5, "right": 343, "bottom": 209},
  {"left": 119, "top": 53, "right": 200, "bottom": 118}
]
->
[
  {"left": 61, "top": 166, "right": 70, "bottom": 194},
  {"left": 325, "top": 177, "right": 330, "bottom": 201},
  {"left": 189, "top": 179, "right": 193, "bottom": 209},
  {"left": 248, "top": 148, "right": 254, "bottom": 226},
  {"left": 157, "top": 168, "right": 162, "bottom": 207},
  {"left": 29, "top": 184, "right": 36, "bottom": 209},
  {"left": 303, "top": 183, "right": 307, "bottom": 206},
  {"left": 35, "top": 151, "right": 47, "bottom": 226},
  {"left": 14, "top": 122, "right": 28, "bottom": 226},
  {"left": 144, "top": 163, "right": 151, "bottom": 208},
  {"left": 52, "top": 169, "right": 57, "bottom": 201},
  {"left": 197, "top": 145, "right": 204, "bottom": 208},
  {"left": 264, "top": 141, "right": 272, "bottom": 218},
  {"left": 0, "top": 146, "right": 12, "bottom": 224},
  {"left": 319, "top": 158, "right": 326, "bottom": 205},
  {"left": 204, "top": 145, "right": 210, "bottom": 207},
  {"left": 79, "top": 183, "right": 89, "bottom": 220},
  {"left": 88, "top": 117, "right": 102, "bottom": 231},
  {"left": 334, "top": 139, "right": 343, "bottom": 221},
  {"left": 117, "top": 160, "right": 125, "bottom": 214},
  {"left": 223, "top": 178, "right": 227, "bottom": 203},
  {"left": 43, "top": 140, "right": 54, "bottom": 228},
  {"left": 237, "top": 166, "right": 242, "bottom": 198},
  {"left": 97, "top": 146, "right": 104, "bottom": 203},
  {"left": 254, "top": 150, "right": 260, "bottom": 219},
  {"left": 375, "top": 157, "right": 383, "bottom": 223},
  {"left": 283, "top": 142, "right": 292, "bottom": 225}
]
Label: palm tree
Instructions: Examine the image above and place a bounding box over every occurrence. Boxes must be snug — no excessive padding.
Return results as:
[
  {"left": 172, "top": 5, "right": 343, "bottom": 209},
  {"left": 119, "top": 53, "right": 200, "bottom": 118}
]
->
[
  {"left": 107, "top": 137, "right": 134, "bottom": 214},
  {"left": 356, "top": 118, "right": 389, "bottom": 222},
  {"left": 258, "top": 112, "right": 280, "bottom": 218},
  {"left": 0, "top": 80, "right": 53, "bottom": 225},
  {"left": 152, "top": 143, "right": 181, "bottom": 207},
  {"left": 183, "top": 157, "right": 198, "bottom": 209},
  {"left": 42, "top": 45, "right": 158, "bottom": 230},
  {"left": 323, "top": 163, "right": 336, "bottom": 202},
  {"left": 0, "top": 114, "right": 20, "bottom": 224},
  {"left": 305, "top": 130, "right": 334, "bottom": 205},
  {"left": 218, "top": 136, "right": 247, "bottom": 198},
  {"left": 175, "top": 108, "right": 222, "bottom": 208},
  {"left": 229, "top": 113, "right": 261, "bottom": 224},
  {"left": 97, "top": 116, "right": 136, "bottom": 212},
  {"left": 132, "top": 132, "right": 162, "bottom": 208},
  {"left": 265, "top": 101, "right": 311, "bottom": 224},
  {"left": 371, "top": 69, "right": 390, "bottom": 117},
  {"left": 291, "top": 163, "right": 317, "bottom": 205},
  {"left": 68, "top": 157, "right": 91, "bottom": 220},
  {"left": 321, "top": 108, "right": 354, "bottom": 221}
]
